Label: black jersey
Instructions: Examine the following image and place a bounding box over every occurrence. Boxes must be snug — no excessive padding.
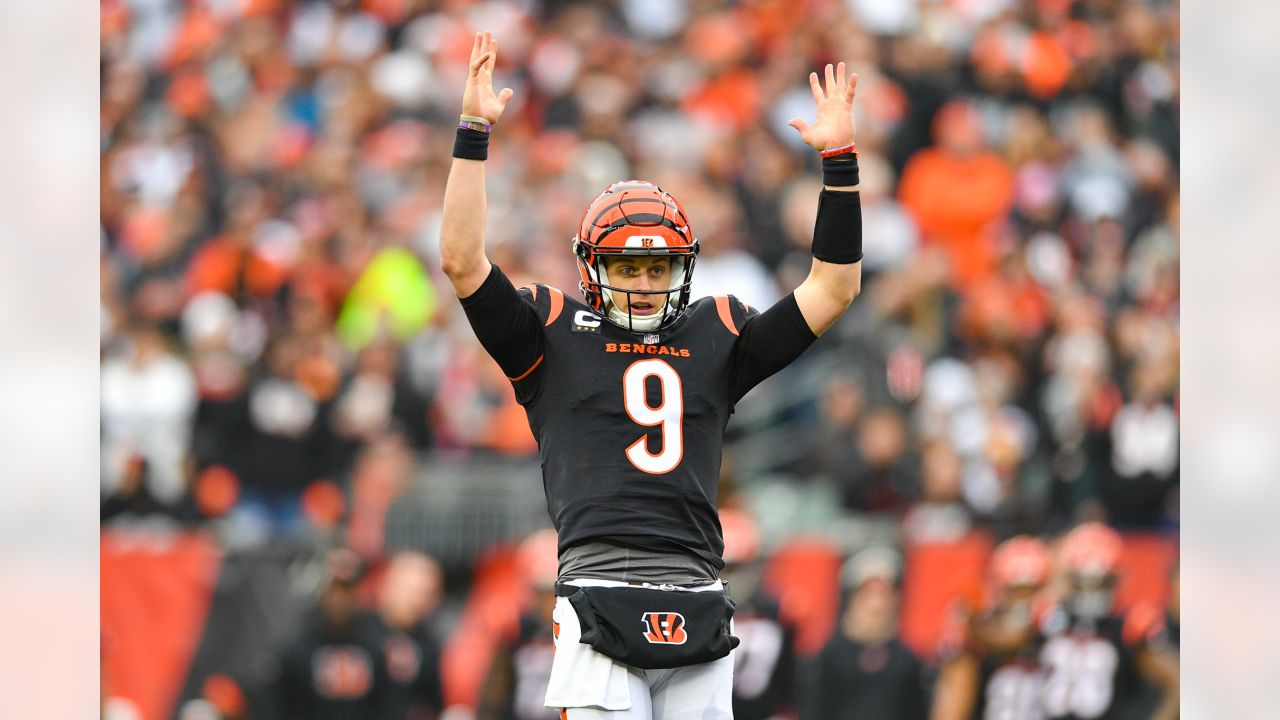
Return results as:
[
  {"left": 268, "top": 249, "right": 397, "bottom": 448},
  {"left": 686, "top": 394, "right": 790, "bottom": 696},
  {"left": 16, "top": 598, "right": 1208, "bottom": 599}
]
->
[
  {"left": 275, "top": 609, "right": 391, "bottom": 720},
  {"left": 972, "top": 648, "right": 1048, "bottom": 720},
  {"left": 801, "top": 635, "right": 930, "bottom": 720},
  {"left": 1037, "top": 610, "right": 1140, "bottom": 720},
  {"left": 477, "top": 612, "right": 558, "bottom": 720},
  {"left": 461, "top": 265, "right": 817, "bottom": 569},
  {"left": 731, "top": 595, "right": 796, "bottom": 720}
]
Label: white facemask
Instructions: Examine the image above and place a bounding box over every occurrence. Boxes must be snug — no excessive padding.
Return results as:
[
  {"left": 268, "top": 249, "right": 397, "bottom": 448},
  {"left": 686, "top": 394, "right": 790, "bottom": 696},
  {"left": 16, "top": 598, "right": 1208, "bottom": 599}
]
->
[{"left": 598, "top": 257, "right": 688, "bottom": 332}]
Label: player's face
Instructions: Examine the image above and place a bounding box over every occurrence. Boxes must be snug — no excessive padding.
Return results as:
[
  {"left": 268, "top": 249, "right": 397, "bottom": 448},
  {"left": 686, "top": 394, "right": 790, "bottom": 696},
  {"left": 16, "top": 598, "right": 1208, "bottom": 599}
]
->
[
  {"left": 602, "top": 256, "right": 673, "bottom": 316},
  {"left": 1068, "top": 573, "right": 1115, "bottom": 619},
  {"left": 1002, "top": 582, "right": 1041, "bottom": 606}
]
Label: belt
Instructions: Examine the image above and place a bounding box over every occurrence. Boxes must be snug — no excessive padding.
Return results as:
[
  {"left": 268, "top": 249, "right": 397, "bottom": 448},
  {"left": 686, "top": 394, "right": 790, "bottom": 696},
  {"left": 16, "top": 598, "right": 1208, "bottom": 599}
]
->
[{"left": 555, "top": 580, "right": 722, "bottom": 596}]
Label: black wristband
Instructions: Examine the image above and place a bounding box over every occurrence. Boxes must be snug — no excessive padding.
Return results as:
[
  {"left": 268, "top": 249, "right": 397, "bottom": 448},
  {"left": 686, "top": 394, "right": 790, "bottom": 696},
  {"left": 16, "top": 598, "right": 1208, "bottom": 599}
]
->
[
  {"left": 453, "top": 127, "right": 489, "bottom": 161},
  {"left": 811, "top": 189, "right": 863, "bottom": 264},
  {"left": 822, "top": 152, "right": 860, "bottom": 187}
]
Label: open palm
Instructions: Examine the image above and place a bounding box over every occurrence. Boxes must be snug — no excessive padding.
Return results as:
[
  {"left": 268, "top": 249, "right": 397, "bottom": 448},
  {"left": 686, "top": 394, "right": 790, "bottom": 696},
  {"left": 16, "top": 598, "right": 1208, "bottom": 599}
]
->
[
  {"left": 787, "top": 62, "right": 858, "bottom": 152},
  {"left": 462, "top": 32, "right": 515, "bottom": 125}
]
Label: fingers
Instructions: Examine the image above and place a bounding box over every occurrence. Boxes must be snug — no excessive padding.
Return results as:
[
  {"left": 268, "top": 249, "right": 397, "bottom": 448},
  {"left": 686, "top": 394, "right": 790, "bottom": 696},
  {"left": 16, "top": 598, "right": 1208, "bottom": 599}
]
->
[
  {"left": 808, "top": 72, "right": 824, "bottom": 103},
  {"left": 787, "top": 117, "right": 810, "bottom": 135},
  {"left": 845, "top": 72, "right": 858, "bottom": 102},
  {"left": 825, "top": 63, "right": 836, "bottom": 94},
  {"left": 469, "top": 32, "right": 501, "bottom": 76},
  {"left": 836, "top": 62, "right": 846, "bottom": 90},
  {"left": 498, "top": 88, "right": 515, "bottom": 106}
]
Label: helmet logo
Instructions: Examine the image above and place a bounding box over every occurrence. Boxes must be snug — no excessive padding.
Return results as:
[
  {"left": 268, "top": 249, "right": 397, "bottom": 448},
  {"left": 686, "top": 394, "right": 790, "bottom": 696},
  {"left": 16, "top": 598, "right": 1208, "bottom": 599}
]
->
[{"left": 625, "top": 235, "right": 667, "bottom": 250}]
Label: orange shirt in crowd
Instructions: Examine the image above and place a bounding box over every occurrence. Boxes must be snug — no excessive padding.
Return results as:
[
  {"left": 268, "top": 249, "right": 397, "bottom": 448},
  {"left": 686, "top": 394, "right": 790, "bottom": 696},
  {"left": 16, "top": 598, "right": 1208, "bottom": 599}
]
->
[
  {"left": 186, "top": 235, "right": 291, "bottom": 298},
  {"left": 898, "top": 148, "right": 1015, "bottom": 291}
]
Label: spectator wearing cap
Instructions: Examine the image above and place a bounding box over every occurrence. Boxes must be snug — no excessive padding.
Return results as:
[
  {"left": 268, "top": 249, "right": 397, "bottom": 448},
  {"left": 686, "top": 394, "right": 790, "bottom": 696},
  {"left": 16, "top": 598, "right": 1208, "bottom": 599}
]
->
[
  {"left": 273, "top": 548, "right": 391, "bottom": 720},
  {"left": 799, "top": 547, "right": 930, "bottom": 720}
]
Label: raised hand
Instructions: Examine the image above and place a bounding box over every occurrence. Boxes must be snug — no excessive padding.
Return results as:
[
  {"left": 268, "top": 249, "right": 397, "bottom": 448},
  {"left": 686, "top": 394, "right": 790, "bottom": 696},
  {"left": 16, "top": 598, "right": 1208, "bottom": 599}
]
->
[
  {"left": 787, "top": 62, "right": 858, "bottom": 152},
  {"left": 461, "top": 31, "right": 515, "bottom": 125}
]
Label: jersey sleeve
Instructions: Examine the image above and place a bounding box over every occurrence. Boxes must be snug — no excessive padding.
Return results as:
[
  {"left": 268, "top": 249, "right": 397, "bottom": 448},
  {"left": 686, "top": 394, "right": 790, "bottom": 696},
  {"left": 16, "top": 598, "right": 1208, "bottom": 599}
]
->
[
  {"left": 1122, "top": 601, "right": 1170, "bottom": 650},
  {"left": 459, "top": 264, "right": 548, "bottom": 401},
  {"left": 723, "top": 293, "right": 819, "bottom": 404}
]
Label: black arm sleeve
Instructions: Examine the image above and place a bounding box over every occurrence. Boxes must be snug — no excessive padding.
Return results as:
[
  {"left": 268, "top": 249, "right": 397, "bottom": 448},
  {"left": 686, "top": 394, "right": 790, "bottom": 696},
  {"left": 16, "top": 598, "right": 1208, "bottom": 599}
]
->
[
  {"left": 459, "top": 264, "right": 545, "bottom": 382},
  {"left": 731, "top": 293, "right": 818, "bottom": 403}
]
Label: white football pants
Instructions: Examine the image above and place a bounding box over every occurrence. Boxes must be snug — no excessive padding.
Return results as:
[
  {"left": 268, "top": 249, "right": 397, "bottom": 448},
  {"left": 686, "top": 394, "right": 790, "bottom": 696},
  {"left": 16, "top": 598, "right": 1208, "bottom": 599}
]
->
[{"left": 544, "top": 581, "right": 735, "bottom": 720}]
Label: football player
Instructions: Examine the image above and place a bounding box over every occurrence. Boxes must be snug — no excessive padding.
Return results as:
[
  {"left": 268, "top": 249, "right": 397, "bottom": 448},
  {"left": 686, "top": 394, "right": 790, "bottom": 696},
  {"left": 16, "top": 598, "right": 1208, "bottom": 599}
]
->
[
  {"left": 1037, "top": 522, "right": 1179, "bottom": 720},
  {"left": 441, "top": 32, "right": 864, "bottom": 720},
  {"left": 931, "top": 535, "right": 1055, "bottom": 720},
  {"left": 719, "top": 509, "right": 796, "bottom": 720},
  {"left": 478, "top": 529, "right": 562, "bottom": 720}
]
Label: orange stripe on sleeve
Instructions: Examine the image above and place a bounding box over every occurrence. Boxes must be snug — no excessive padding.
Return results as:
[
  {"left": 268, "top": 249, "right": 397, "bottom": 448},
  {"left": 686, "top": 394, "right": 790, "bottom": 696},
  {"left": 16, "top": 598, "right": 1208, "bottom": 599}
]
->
[
  {"left": 715, "top": 296, "right": 739, "bottom": 336},
  {"left": 508, "top": 354, "right": 544, "bottom": 382},
  {"left": 546, "top": 287, "right": 564, "bottom": 326}
]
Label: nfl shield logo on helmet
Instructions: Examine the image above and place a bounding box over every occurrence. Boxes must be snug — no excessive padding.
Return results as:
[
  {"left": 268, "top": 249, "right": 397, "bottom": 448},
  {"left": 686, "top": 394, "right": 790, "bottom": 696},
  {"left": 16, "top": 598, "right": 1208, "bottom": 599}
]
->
[{"left": 643, "top": 333, "right": 659, "bottom": 345}]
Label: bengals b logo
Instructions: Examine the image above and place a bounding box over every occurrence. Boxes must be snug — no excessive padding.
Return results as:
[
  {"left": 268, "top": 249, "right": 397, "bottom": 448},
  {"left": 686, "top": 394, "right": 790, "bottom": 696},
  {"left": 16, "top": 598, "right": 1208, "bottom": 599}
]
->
[
  {"left": 642, "top": 612, "right": 688, "bottom": 645},
  {"left": 641, "top": 237, "right": 655, "bottom": 248}
]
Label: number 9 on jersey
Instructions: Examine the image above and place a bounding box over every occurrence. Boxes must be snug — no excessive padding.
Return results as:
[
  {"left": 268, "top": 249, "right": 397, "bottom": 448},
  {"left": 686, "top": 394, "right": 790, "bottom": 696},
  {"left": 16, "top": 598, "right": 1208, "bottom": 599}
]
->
[{"left": 622, "top": 359, "right": 684, "bottom": 474}]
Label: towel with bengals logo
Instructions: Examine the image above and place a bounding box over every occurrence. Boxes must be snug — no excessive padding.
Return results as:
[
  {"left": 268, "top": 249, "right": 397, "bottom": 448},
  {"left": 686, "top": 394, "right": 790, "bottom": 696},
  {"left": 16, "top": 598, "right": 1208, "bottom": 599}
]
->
[{"left": 559, "top": 581, "right": 739, "bottom": 670}]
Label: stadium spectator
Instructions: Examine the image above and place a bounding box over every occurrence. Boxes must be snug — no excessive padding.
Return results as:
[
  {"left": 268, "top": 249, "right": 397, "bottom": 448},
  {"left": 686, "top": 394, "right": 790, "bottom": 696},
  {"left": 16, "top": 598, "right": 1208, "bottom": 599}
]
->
[
  {"left": 101, "top": 325, "right": 198, "bottom": 511},
  {"left": 273, "top": 548, "right": 391, "bottom": 720},
  {"left": 897, "top": 100, "right": 1015, "bottom": 292},
  {"left": 843, "top": 405, "right": 920, "bottom": 514},
  {"left": 800, "top": 547, "right": 931, "bottom": 720},
  {"left": 375, "top": 550, "right": 446, "bottom": 720},
  {"left": 902, "top": 440, "right": 973, "bottom": 544}
]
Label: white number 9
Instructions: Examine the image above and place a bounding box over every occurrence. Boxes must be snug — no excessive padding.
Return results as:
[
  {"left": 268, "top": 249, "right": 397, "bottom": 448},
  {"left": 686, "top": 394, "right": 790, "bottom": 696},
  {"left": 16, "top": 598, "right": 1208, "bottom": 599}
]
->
[{"left": 623, "top": 359, "right": 684, "bottom": 474}]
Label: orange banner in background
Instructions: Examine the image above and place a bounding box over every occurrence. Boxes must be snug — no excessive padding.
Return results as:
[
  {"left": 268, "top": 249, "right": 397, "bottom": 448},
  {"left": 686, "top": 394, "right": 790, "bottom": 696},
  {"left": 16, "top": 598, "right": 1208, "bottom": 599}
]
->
[{"left": 101, "top": 531, "right": 221, "bottom": 720}]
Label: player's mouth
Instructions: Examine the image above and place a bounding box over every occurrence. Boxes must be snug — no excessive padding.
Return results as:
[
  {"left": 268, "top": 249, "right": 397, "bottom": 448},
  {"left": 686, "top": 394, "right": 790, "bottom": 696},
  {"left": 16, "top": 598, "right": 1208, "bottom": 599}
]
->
[{"left": 629, "top": 301, "right": 658, "bottom": 315}]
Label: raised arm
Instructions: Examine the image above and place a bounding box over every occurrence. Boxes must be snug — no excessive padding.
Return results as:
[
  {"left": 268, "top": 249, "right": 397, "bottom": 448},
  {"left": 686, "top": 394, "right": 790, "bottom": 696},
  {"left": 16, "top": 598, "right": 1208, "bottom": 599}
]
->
[
  {"left": 786, "top": 62, "right": 864, "bottom": 336},
  {"left": 439, "top": 31, "right": 515, "bottom": 298}
]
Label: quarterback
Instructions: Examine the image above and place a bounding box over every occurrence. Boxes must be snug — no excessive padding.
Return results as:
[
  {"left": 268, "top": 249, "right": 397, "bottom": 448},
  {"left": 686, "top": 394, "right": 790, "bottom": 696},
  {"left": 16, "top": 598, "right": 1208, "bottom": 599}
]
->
[{"left": 441, "top": 31, "right": 864, "bottom": 720}]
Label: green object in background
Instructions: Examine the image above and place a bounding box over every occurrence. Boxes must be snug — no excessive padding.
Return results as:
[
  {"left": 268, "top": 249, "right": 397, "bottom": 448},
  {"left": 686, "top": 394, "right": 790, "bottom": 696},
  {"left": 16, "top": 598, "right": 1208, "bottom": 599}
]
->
[{"left": 337, "top": 247, "right": 436, "bottom": 350}]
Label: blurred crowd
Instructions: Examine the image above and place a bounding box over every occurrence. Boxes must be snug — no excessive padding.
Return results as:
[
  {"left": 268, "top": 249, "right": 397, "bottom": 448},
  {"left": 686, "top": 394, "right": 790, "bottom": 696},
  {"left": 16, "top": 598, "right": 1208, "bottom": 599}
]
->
[
  {"left": 100, "top": 0, "right": 1178, "bottom": 716},
  {"left": 100, "top": 0, "right": 1179, "bottom": 543}
]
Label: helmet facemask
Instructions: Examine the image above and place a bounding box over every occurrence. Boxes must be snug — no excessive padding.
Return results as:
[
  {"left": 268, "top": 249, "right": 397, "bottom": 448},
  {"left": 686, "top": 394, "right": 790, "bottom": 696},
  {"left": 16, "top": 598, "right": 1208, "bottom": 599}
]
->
[{"left": 593, "top": 253, "right": 695, "bottom": 333}]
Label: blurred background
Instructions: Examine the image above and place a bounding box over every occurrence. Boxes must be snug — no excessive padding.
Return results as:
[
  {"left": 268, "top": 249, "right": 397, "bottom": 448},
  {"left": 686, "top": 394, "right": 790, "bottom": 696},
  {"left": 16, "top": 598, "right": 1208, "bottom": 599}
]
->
[{"left": 98, "top": 0, "right": 1178, "bottom": 718}]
